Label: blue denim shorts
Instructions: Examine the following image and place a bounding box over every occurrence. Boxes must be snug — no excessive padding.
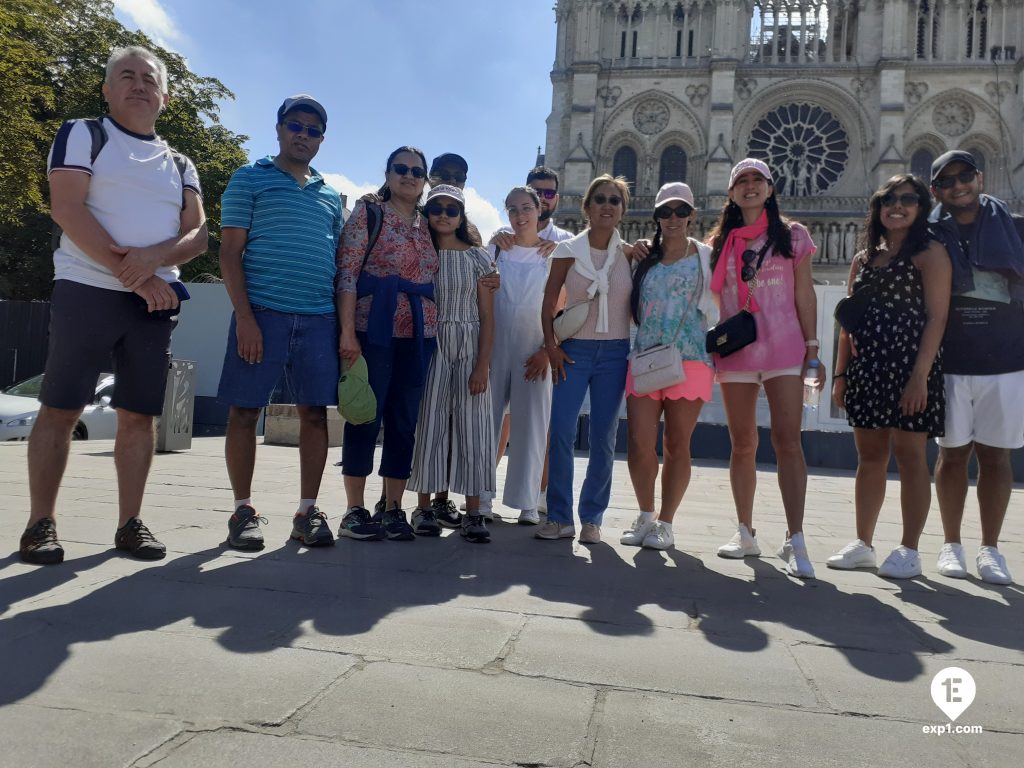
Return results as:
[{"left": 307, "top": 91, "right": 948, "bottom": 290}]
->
[{"left": 217, "top": 306, "right": 339, "bottom": 407}]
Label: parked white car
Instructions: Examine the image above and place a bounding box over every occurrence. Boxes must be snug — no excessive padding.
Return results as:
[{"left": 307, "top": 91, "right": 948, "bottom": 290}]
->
[{"left": 0, "top": 373, "right": 117, "bottom": 441}]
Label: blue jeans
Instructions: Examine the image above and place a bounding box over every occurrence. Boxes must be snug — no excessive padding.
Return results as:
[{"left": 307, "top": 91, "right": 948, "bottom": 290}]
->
[
  {"left": 546, "top": 338, "right": 629, "bottom": 526},
  {"left": 342, "top": 333, "right": 436, "bottom": 479},
  {"left": 218, "top": 306, "right": 339, "bottom": 407}
]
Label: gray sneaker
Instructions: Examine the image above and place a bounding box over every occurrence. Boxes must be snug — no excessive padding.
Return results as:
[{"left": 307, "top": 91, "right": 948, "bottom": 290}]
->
[
  {"left": 378, "top": 505, "right": 415, "bottom": 541},
  {"left": 290, "top": 507, "right": 335, "bottom": 547},
  {"left": 411, "top": 506, "right": 442, "bottom": 537},
  {"left": 227, "top": 505, "right": 267, "bottom": 550},
  {"left": 460, "top": 514, "right": 491, "bottom": 543}
]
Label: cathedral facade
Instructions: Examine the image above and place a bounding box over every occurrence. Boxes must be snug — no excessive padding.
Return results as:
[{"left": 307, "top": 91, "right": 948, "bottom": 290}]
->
[{"left": 543, "top": 0, "right": 1024, "bottom": 277}]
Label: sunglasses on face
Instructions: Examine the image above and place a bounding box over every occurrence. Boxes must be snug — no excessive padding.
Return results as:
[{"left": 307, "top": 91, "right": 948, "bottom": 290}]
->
[
  {"left": 532, "top": 188, "right": 558, "bottom": 200},
  {"left": 932, "top": 169, "right": 978, "bottom": 189},
  {"left": 654, "top": 203, "right": 693, "bottom": 220},
  {"left": 425, "top": 203, "right": 461, "bottom": 218},
  {"left": 432, "top": 170, "right": 467, "bottom": 184},
  {"left": 283, "top": 121, "right": 323, "bottom": 139},
  {"left": 880, "top": 192, "right": 921, "bottom": 208},
  {"left": 391, "top": 163, "right": 427, "bottom": 179},
  {"left": 740, "top": 249, "right": 760, "bottom": 283},
  {"left": 591, "top": 194, "right": 622, "bottom": 206}
]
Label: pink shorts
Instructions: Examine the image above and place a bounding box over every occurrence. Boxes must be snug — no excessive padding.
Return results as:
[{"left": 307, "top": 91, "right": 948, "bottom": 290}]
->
[{"left": 626, "top": 360, "right": 714, "bottom": 402}]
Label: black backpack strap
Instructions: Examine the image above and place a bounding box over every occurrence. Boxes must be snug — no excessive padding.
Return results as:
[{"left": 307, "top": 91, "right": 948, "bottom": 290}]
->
[
  {"left": 52, "top": 118, "right": 108, "bottom": 251},
  {"left": 84, "top": 118, "right": 108, "bottom": 164},
  {"left": 362, "top": 203, "right": 383, "bottom": 268}
]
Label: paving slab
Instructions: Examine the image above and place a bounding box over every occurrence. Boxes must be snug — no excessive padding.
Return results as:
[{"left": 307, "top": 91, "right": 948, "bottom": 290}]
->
[
  {"left": 0, "top": 704, "right": 182, "bottom": 768},
  {"left": 505, "top": 614, "right": 818, "bottom": 707},
  {"left": 147, "top": 730, "right": 507, "bottom": 768},
  {"left": 1, "top": 627, "right": 355, "bottom": 724},
  {"left": 298, "top": 662, "right": 595, "bottom": 765},
  {"left": 592, "top": 690, "right": 992, "bottom": 768}
]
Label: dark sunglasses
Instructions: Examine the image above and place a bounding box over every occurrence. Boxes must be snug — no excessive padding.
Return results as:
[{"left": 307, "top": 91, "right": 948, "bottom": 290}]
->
[
  {"left": 532, "top": 188, "right": 558, "bottom": 200},
  {"left": 391, "top": 163, "right": 427, "bottom": 179},
  {"left": 283, "top": 121, "right": 323, "bottom": 139},
  {"left": 654, "top": 203, "right": 693, "bottom": 220},
  {"left": 432, "top": 170, "right": 467, "bottom": 184},
  {"left": 932, "top": 169, "right": 978, "bottom": 189},
  {"left": 425, "top": 203, "right": 461, "bottom": 218},
  {"left": 740, "top": 249, "right": 760, "bottom": 283},
  {"left": 880, "top": 192, "right": 921, "bottom": 207},
  {"left": 591, "top": 194, "right": 622, "bottom": 206}
]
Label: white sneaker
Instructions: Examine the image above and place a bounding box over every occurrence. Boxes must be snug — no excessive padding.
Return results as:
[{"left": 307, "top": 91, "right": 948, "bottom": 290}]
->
[
  {"left": 536, "top": 490, "right": 547, "bottom": 515},
  {"left": 620, "top": 514, "right": 657, "bottom": 546},
  {"left": 777, "top": 532, "right": 816, "bottom": 579},
  {"left": 518, "top": 508, "right": 540, "bottom": 525},
  {"left": 936, "top": 542, "right": 967, "bottom": 579},
  {"left": 535, "top": 521, "right": 575, "bottom": 540},
  {"left": 827, "top": 540, "right": 877, "bottom": 570},
  {"left": 717, "top": 524, "right": 761, "bottom": 558},
  {"left": 977, "top": 546, "right": 1013, "bottom": 585},
  {"left": 877, "top": 546, "right": 922, "bottom": 579},
  {"left": 642, "top": 521, "right": 674, "bottom": 551}
]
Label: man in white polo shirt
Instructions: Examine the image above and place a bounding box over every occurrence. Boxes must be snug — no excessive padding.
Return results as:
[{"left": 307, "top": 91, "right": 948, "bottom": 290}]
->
[{"left": 19, "top": 46, "right": 207, "bottom": 565}]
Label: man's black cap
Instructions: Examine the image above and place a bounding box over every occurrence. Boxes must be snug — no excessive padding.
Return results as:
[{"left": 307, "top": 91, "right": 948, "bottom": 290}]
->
[
  {"left": 430, "top": 153, "right": 468, "bottom": 175},
  {"left": 931, "top": 150, "right": 979, "bottom": 184}
]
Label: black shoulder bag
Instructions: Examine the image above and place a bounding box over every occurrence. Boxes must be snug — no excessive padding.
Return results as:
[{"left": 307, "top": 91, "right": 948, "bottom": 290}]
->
[{"left": 704, "top": 239, "right": 771, "bottom": 357}]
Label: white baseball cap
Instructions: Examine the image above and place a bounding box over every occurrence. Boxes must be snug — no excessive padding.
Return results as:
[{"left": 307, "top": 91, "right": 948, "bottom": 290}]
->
[
  {"left": 655, "top": 182, "right": 695, "bottom": 209},
  {"left": 729, "top": 158, "right": 773, "bottom": 189}
]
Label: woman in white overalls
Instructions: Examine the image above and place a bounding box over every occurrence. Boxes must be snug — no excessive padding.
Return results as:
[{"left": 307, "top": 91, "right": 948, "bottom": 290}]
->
[{"left": 482, "top": 187, "right": 552, "bottom": 521}]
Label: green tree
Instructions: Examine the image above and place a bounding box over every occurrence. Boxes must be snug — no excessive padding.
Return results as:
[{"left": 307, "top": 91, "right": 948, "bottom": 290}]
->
[{"left": 0, "top": 0, "right": 249, "bottom": 298}]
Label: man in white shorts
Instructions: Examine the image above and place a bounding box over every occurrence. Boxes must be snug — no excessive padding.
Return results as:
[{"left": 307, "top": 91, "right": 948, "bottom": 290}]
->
[{"left": 929, "top": 150, "right": 1024, "bottom": 585}]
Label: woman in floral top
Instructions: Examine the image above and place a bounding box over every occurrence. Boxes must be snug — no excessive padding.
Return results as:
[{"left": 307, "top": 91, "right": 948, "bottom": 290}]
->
[
  {"left": 620, "top": 183, "right": 718, "bottom": 552},
  {"left": 336, "top": 146, "right": 438, "bottom": 542}
]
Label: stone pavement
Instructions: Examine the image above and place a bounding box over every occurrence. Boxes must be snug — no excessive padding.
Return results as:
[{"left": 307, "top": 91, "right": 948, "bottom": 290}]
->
[{"left": 0, "top": 437, "right": 1021, "bottom": 767}]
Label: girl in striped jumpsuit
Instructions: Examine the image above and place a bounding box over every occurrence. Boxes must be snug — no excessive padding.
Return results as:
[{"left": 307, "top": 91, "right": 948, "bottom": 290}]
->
[{"left": 408, "top": 185, "right": 496, "bottom": 542}]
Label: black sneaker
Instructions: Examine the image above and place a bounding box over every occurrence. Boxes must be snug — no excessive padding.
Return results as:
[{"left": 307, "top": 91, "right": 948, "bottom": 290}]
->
[
  {"left": 460, "top": 514, "right": 490, "bottom": 544},
  {"left": 432, "top": 497, "right": 462, "bottom": 528},
  {"left": 338, "top": 506, "right": 384, "bottom": 541},
  {"left": 377, "top": 504, "right": 415, "bottom": 541},
  {"left": 290, "top": 506, "right": 335, "bottom": 547},
  {"left": 411, "top": 506, "right": 442, "bottom": 537},
  {"left": 227, "top": 505, "right": 267, "bottom": 550},
  {"left": 19, "top": 517, "right": 65, "bottom": 565},
  {"left": 115, "top": 517, "right": 166, "bottom": 560}
]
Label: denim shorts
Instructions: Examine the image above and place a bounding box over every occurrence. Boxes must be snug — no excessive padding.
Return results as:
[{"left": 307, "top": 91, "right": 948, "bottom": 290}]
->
[{"left": 217, "top": 306, "right": 339, "bottom": 407}]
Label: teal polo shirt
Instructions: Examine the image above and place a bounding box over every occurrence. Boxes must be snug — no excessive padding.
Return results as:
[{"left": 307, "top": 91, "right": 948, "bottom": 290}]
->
[{"left": 221, "top": 157, "right": 342, "bottom": 314}]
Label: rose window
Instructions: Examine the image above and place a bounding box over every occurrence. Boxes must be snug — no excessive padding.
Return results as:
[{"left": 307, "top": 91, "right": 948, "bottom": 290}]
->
[{"left": 747, "top": 103, "right": 849, "bottom": 195}]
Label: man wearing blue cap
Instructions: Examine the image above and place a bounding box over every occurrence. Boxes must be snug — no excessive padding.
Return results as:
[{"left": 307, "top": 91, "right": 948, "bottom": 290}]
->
[
  {"left": 217, "top": 95, "right": 343, "bottom": 551},
  {"left": 929, "top": 150, "right": 1024, "bottom": 585}
]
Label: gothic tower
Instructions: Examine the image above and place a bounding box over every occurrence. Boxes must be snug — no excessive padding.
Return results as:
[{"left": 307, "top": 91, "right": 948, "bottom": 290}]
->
[{"left": 545, "top": 0, "right": 1024, "bottom": 273}]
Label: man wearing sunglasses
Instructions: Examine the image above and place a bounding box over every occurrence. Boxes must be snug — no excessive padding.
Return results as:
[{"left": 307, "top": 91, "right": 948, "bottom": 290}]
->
[
  {"left": 928, "top": 150, "right": 1024, "bottom": 585},
  {"left": 216, "top": 94, "right": 344, "bottom": 552}
]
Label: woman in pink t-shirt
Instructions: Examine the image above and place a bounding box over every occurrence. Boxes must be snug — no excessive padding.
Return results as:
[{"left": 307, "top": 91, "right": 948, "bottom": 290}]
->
[{"left": 708, "top": 159, "right": 824, "bottom": 578}]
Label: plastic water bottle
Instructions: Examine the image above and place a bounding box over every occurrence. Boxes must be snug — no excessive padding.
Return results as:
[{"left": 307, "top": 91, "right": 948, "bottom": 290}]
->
[{"left": 803, "top": 359, "right": 821, "bottom": 410}]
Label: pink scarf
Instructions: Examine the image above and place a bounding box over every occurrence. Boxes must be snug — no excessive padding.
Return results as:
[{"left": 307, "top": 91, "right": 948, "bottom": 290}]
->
[{"left": 709, "top": 209, "right": 769, "bottom": 313}]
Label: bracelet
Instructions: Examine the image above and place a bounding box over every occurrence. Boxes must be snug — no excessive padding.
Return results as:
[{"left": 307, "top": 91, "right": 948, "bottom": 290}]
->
[
  {"left": 804, "top": 339, "right": 820, "bottom": 348},
  {"left": 834, "top": 372, "right": 846, "bottom": 379}
]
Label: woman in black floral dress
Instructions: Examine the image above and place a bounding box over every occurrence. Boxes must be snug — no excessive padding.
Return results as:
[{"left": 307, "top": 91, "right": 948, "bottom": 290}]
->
[{"left": 828, "top": 174, "right": 951, "bottom": 579}]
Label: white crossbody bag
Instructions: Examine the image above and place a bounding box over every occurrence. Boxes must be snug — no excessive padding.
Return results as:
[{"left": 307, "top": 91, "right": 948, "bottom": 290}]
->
[{"left": 629, "top": 250, "right": 703, "bottom": 395}]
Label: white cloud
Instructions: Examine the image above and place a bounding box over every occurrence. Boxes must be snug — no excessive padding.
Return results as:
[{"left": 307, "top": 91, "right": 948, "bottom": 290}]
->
[
  {"left": 322, "top": 173, "right": 505, "bottom": 242},
  {"left": 114, "top": 0, "right": 183, "bottom": 48}
]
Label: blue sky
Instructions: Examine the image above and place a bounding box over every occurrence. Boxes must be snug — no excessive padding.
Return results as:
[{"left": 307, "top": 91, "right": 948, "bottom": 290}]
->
[{"left": 112, "top": 0, "right": 558, "bottom": 236}]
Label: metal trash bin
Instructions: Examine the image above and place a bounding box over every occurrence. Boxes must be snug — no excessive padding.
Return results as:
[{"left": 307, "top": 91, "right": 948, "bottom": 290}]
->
[{"left": 156, "top": 359, "right": 196, "bottom": 451}]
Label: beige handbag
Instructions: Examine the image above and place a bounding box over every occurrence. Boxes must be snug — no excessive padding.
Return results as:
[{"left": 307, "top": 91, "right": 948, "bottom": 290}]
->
[
  {"left": 552, "top": 300, "right": 591, "bottom": 342},
  {"left": 630, "top": 251, "right": 703, "bottom": 394}
]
